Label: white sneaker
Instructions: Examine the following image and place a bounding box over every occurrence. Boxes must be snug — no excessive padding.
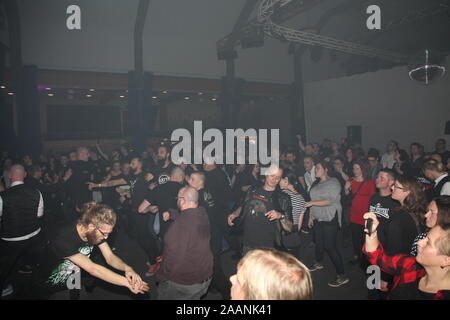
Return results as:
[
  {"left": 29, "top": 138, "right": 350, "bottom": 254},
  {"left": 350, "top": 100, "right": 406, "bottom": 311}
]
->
[{"left": 2, "top": 284, "right": 14, "bottom": 297}]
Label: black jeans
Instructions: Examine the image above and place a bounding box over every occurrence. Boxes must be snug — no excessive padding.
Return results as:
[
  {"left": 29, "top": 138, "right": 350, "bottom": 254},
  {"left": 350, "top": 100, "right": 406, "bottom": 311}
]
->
[
  {"left": 350, "top": 223, "right": 365, "bottom": 258},
  {"left": 313, "top": 214, "right": 345, "bottom": 276},
  {"left": 0, "top": 235, "right": 40, "bottom": 297},
  {"left": 134, "top": 212, "right": 160, "bottom": 265}
]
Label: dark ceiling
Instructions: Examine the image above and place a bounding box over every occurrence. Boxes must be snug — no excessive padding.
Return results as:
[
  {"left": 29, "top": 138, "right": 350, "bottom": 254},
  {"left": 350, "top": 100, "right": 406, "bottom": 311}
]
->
[{"left": 225, "top": 0, "right": 450, "bottom": 80}]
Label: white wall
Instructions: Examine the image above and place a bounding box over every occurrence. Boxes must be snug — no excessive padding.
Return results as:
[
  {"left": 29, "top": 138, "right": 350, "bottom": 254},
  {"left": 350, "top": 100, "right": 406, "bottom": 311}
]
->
[
  {"left": 304, "top": 60, "right": 450, "bottom": 152},
  {"left": 19, "top": 0, "right": 293, "bottom": 83}
]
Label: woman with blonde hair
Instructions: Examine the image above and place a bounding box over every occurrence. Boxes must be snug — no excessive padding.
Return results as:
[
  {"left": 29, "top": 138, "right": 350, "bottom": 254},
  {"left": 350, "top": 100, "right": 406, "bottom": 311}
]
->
[
  {"left": 363, "top": 212, "right": 450, "bottom": 299},
  {"left": 422, "top": 159, "right": 450, "bottom": 201},
  {"left": 230, "top": 248, "right": 313, "bottom": 300}
]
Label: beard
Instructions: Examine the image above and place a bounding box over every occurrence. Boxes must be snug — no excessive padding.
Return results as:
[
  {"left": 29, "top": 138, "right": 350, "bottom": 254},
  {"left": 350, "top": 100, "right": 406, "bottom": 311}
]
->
[
  {"left": 86, "top": 230, "right": 102, "bottom": 245},
  {"left": 130, "top": 167, "right": 137, "bottom": 174},
  {"left": 157, "top": 158, "right": 166, "bottom": 167}
]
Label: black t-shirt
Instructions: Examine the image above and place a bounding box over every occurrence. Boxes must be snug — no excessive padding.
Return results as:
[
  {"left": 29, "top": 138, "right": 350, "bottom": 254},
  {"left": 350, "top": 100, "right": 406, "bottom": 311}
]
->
[
  {"left": 205, "top": 167, "right": 232, "bottom": 213},
  {"left": 385, "top": 209, "right": 419, "bottom": 256},
  {"left": 90, "top": 160, "right": 106, "bottom": 182},
  {"left": 102, "top": 172, "right": 126, "bottom": 209},
  {"left": 125, "top": 173, "right": 149, "bottom": 212},
  {"left": 368, "top": 194, "right": 400, "bottom": 247},
  {"left": 145, "top": 181, "right": 182, "bottom": 213},
  {"left": 198, "top": 188, "right": 216, "bottom": 218},
  {"left": 390, "top": 278, "right": 450, "bottom": 300},
  {"left": 66, "top": 160, "right": 94, "bottom": 205},
  {"left": 242, "top": 187, "right": 277, "bottom": 248},
  {"left": 33, "top": 224, "right": 104, "bottom": 298},
  {"left": 151, "top": 162, "right": 176, "bottom": 185}
]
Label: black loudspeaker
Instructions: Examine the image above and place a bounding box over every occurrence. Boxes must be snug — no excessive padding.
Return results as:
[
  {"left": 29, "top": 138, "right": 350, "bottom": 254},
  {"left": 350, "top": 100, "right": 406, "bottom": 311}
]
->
[
  {"left": 217, "top": 49, "right": 238, "bottom": 61},
  {"left": 347, "top": 126, "right": 362, "bottom": 145},
  {"left": 240, "top": 25, "right": 265, "bottom": 49},
  {"left": 445, "top": 121, "right": 450, "bottom": 135}
]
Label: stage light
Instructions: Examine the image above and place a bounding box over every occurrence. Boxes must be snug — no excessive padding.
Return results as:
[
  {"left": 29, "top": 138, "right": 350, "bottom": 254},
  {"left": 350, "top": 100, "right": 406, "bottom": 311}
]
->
[
  {"left": 152, "top": 96, "right": 157, "bottom": 99},
  {"left": 184, "top": 97, "right": 190, "bottom": 100},
  {"left": 86, "top": 94, "right": 92, "bottom": 98},
  {"left": 89, "top": 89, "right": 95, "bottom": 92},
  {"left": 7, "top": 92, "right": 14, "bottom": 96},
  {"left": 48, "top": 93, "right": 54, "bottom": 97},
  {"left": 120, "top": 95, "right": 125, "bottom": 98},
  {"left": 45, "top": 87, "right": 52, "bottom": 91},
  {"left": 0, "top": 85, "right": 6, "bottom": 89},
  {"left": 408, "top": 49, "right": 446, "bottom": 85}
]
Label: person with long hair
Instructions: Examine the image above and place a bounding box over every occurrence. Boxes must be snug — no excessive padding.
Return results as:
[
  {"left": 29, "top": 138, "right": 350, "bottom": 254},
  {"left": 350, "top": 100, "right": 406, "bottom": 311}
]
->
[
  {"left": 422, "top": 159, "right": 450, "bottom": 201},
  {"left": 306, "top": 161, "right": 349, "bottom": 287},
  {"left": 345, "top": 159, "right": 376, "bottom": 265},
  {"left": 387, "top": 175, "right": 427, "bottom": 256},
  {"left": 393, "top": 149, "right": 413, "bottom": 177},
  {"left": 279, "top": 169, "right": 306, "bottom": 233},
  {"left": 411, "top": 196, "right": 450, "bottom": 256},
  {"left": 363, "top": 212, "right": 450, "bottom": 299}
]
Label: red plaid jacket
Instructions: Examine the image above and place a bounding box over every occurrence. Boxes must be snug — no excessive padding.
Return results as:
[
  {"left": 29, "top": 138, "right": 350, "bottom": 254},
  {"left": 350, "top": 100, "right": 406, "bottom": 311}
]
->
[{"left": 363, "top": 243, "right": 447, "bottom": 300}]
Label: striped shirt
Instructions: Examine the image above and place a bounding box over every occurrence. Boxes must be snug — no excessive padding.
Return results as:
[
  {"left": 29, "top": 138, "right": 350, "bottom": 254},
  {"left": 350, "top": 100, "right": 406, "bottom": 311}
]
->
[{"left": 282, "top": 189, "right": 306, "bottom": 226}]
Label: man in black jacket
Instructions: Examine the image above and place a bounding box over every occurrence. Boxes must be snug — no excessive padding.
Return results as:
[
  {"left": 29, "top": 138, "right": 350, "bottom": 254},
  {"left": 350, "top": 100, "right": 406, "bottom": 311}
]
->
[
  {"left": 186, "top": 171, "right": 230, "bottom": 299},
  {"left": 228, "top": 165, "right": 293, "bottom": 254},
  {"left": 0, "top": 164, "right": 43, "bottom": 298}
]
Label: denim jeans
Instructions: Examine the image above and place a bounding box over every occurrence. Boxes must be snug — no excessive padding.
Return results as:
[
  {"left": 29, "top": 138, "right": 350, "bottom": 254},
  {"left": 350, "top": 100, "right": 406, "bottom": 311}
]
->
[
  {"left": 157, "top": 278, "right": 211, "bottom": 300},
  {"left": 313, "top": 214, "right": 345, "bottom": 276}
]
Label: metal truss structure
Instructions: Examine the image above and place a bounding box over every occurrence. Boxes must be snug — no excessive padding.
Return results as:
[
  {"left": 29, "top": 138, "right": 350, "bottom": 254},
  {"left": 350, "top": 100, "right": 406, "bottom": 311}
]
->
[{"left": 257, "top": 0, "right": 408, "bottom": 63}]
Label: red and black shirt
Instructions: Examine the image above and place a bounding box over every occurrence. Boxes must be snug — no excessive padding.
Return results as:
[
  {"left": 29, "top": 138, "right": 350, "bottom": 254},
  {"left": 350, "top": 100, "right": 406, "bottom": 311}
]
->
[{"left": 363, "top": 244, "right": 450, "bottom": 300}]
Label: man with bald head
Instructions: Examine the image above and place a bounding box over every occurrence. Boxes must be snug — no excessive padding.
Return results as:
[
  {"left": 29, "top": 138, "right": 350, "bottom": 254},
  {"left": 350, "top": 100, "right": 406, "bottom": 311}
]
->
[
  {"left": 1, "top": 164, "right": 44, "bottom": 297},
  {"left": 156, "top": 186, "right": 213, "bottom": 300}
]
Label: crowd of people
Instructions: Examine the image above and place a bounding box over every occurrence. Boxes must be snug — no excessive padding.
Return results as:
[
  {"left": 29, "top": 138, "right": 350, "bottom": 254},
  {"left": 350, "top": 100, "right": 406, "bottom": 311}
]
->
[{"left": 0, "top": 135, "right": 449, "bottom": 300}]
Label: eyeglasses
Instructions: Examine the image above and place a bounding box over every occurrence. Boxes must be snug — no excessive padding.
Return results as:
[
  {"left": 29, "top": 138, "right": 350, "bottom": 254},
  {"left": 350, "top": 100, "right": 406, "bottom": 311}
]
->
[
  {"left": 96, "top": 226, "right": 111, "bottom": 238},
  {"left": 393, "top": 184, "right": 406, "bottom": 191}
]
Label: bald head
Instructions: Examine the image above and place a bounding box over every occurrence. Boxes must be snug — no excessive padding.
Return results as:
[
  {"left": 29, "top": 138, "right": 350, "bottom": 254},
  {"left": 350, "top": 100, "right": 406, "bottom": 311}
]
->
[
  {"left": 188, "top": 172, "right": 205, "bottom": 190},
  {"left": 10, "top": 164, "right": 27, "bottom": 182},
  {"left": 170, "top": 167, "right": 186, "bottom": 183},
  {"left": 177, "top": 187, "right": 198, "bottom": 210},
  {"left": 77, "top": 147, "right": 89, "bottom": 162}
]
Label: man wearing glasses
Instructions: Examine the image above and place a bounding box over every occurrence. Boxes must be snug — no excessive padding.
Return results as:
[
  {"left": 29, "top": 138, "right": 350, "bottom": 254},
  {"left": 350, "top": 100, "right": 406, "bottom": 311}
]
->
[
  {"left": 32, "top": 202, "right": 149, "bottom": 299},
  {"left": 157, "top": 187, "right": 213, "bottom": 300}
]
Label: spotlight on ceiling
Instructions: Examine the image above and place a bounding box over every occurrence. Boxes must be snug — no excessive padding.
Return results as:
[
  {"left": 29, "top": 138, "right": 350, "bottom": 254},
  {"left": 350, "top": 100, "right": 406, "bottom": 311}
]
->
[{"left": 408, "top": 49, "right": 446, "bottom": 85}]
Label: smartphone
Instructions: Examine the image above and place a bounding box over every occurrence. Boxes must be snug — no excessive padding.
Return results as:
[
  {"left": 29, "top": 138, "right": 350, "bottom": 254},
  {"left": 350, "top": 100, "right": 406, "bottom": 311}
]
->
[{"left": 366, "top": 218, "right": 373, "bottom": 236}]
